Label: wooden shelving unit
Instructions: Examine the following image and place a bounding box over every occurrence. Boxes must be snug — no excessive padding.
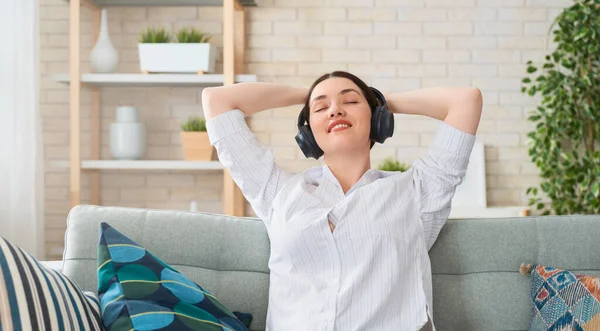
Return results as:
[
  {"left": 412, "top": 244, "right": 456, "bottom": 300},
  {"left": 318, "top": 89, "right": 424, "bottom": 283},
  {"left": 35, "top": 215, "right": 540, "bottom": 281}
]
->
[
  {"left": 62, "top": 0, "right": 253, "bottom": 216},
  {"left": 54, "top": 73, "right": 257, "bottom": 87},
  {"left": 51, "top": 160, "right": 225, "bottom": 171},
  {"left": 80, "top": 0, "right": 256, "bottom": 6}
]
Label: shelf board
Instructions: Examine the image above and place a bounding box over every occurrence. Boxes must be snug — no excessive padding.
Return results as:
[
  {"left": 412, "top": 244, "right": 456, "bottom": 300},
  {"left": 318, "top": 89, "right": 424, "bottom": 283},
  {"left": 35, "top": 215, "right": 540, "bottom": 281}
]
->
[
  {"left": 73, "top": 0, "right": 257, "bottom": 7},
  {"left": 53, "top": 73, "right": 257, "bottom": 87},
  {"left": 448, "top": 206, "right": 529, "bottom": 219},
  {"left": 83, "top": 160, "right": 224, "bottom": 170},
  {"left": 51, "top": 160, "right": 224, "bottom": 171}
]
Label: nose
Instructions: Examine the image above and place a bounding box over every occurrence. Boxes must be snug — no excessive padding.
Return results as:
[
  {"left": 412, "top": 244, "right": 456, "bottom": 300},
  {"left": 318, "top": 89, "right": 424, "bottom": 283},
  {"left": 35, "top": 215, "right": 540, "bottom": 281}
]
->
[{"left": 328, "top": 102, "right": 346, "bottom": 118}]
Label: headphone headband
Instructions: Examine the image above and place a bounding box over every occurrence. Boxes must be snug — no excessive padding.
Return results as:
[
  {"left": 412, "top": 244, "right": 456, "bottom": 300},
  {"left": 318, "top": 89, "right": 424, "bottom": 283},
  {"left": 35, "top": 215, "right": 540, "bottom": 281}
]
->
[
  {"left": 298, "top": 106, "right": 307, "bottom": 127},
  {"left": 369, "top": 87, "right": 387, "bottom": 109}
]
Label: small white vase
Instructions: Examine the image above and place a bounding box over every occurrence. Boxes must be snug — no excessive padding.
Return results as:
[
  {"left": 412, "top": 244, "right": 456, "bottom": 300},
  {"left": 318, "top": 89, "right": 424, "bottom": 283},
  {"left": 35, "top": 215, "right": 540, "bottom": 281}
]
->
[
  {"left": 90, "top": 8, "right": 119, "bottom": 73},
  {"left": 110, "top": 106, "right": 145, "bottom": 160}
]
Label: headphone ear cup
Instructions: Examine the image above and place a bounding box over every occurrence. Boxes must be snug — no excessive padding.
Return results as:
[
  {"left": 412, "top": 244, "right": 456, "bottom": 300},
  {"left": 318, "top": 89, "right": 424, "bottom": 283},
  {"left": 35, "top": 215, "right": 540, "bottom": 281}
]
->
[
  {"left": 295, "top": 125, "right": 323, "bottom": 159},
  {"left": 370, "top": 106, "right": 382, "bottom": 142},
  {"left": 378, "top": 108, "right": 395, "bottom": 143},
  {"left": 370, "top": 105, "right": 395, "bottom": 144}
]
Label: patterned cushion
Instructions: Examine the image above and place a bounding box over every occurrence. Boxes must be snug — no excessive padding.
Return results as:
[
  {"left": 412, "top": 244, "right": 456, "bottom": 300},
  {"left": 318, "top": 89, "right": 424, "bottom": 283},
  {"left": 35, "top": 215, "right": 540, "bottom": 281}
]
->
[
  {"left": 0, "top": 236, "right": 102, "bottom": 330},
  {"left": 97, "top": 222, "right": 251, "bottom": 331},
  {"left": 528, "top": 264, "right": 600, "bottom": 330}
]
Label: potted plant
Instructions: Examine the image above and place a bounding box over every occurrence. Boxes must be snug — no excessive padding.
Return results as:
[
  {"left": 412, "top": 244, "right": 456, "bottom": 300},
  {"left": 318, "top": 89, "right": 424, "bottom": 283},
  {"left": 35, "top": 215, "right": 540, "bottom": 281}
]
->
[
  {"left": 137, "top": 27, "right": 171, "bottom": 74},
  {"left": 138, "top": 26, "right": 216, "bottom": 74},
  {"left": 521, "top": 0, "right": 600, "bottom": 215},
  {"left": 377, "top": 157, "right": 410, "bottom": 172},
  {"left": 180, "top": 117, "right": 214, "bottom": 161}
]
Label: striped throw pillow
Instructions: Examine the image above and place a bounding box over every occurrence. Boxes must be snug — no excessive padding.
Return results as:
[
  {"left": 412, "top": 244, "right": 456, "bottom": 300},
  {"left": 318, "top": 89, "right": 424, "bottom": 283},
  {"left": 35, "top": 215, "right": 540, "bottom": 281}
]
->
[{"left": 0, "top": 236, "right": 103, "bottom": 330}]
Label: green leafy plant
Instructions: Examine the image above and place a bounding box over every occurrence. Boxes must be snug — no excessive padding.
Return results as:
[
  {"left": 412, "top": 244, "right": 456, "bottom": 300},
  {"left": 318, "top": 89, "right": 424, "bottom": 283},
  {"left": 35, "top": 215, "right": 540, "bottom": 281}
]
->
[
  {"left": 181, "top": 117, "right": 207, "bottom": 132},
  {"left": 176, "top": 27, "right": 211, "bottom": 43},
  {"left": 377, "top": 157, "right": 410, "bottom": 172},
  {"left": 138, "top": 27, "right": 172, "bottom": 43},
  {"left": 521, "top": 0, "right": 600, "bottom": 215}
]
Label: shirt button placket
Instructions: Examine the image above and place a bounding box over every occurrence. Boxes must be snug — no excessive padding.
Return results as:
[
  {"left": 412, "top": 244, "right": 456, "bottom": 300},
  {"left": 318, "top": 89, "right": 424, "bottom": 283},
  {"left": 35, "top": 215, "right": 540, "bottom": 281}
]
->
[{"left": 328, "top": 215, "right": 342, "bottom": 331}]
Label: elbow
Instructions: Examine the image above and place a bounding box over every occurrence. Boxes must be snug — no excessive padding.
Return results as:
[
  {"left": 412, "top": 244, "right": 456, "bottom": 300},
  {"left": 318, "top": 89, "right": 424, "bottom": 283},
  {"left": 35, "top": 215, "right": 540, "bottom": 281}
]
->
[
  {"left": 452, "top": 87, "right": 483, "bottom": 117},
  {"left": 201, "top": 87, "right": 217, "bottom": 119},
  {"left": 463, "top": 87, "right": 483, "bottom": 134},
  {"left": 202, "top": 86, "right": 216, "bottom": 101},
  {"left": 201, "top": 87, "right": 234, "bottom": 120},
  {"left": 444, "top": 87, "right": 483, "bottom": 135},
  {"left": 465, "top": 87, "right": 483, "bottom": 114}
]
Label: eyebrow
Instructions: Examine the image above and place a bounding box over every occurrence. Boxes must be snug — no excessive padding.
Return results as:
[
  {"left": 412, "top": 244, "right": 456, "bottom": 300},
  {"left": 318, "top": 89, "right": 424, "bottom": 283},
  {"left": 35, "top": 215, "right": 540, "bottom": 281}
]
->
[{"left": 311, "top": 88, "right": 360, "bottom": 104}]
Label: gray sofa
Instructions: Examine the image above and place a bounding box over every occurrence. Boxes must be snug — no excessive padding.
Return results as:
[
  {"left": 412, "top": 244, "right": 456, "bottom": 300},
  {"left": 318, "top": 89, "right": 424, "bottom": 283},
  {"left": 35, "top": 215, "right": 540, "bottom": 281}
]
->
[{"left": 55, "top": 205, "right": 600, "bottom": 331}]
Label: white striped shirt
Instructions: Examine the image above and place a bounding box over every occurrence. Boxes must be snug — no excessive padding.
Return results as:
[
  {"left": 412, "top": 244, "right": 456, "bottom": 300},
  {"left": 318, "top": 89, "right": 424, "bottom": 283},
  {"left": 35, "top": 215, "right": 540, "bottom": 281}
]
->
[{"left": 207, "top": 109, "right": 476, "bottom": 331}]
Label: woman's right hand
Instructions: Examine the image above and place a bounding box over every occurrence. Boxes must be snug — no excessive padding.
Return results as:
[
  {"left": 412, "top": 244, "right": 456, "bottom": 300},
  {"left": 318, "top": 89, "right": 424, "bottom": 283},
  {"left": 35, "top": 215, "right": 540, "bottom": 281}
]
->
[{"left": 202, "top": 82, "right": 308, "bottom": 120}]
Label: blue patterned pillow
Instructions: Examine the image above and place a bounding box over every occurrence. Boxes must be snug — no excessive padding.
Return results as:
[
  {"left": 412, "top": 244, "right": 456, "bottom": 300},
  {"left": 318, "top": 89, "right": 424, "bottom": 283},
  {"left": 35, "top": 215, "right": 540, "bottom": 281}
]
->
[
  {"left": 97, "top": 222, "right": 251, "bottom": 331},
  {"left": 0, "top": 236, "right": 102, "bottom": 330},
  {"left": 525, "top": 264, "right": 600, "bottom": 330}
]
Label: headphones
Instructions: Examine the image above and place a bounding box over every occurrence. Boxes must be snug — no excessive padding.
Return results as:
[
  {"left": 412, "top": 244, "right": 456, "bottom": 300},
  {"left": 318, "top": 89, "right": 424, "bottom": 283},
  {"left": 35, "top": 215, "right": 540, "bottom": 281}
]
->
[{"left": 295, "top": 87, "right": 395, "bottom": 160}]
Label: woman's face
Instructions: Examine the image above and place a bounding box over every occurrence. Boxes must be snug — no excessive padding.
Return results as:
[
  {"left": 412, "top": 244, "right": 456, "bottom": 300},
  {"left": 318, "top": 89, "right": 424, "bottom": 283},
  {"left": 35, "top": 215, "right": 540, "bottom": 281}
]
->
[{"left": 308, "top": 77, "right": 372, "bottom": 157}]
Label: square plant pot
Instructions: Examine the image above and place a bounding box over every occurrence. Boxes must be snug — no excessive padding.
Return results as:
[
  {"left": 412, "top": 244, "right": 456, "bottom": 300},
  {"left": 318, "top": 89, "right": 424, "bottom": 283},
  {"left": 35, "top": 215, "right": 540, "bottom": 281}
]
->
[
  {"left": 180, "top": 132, "right": 214, "bottom": 161},
  {"left": 138, "top": 43, "right": 217, "bottom": 74}
]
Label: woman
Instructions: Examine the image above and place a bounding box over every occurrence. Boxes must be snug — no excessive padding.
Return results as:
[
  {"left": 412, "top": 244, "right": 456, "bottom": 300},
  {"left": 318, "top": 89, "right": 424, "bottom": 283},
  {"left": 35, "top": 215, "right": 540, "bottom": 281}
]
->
[{"left": 202, "top": 71, "right": 482, "bottom": 331}]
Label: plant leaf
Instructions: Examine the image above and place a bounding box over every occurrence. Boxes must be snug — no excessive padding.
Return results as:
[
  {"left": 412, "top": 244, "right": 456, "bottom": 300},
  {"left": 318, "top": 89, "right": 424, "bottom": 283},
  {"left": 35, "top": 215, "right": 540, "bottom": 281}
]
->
[{"left": 592, "top": 182, "right": 600, "bottom": 198}]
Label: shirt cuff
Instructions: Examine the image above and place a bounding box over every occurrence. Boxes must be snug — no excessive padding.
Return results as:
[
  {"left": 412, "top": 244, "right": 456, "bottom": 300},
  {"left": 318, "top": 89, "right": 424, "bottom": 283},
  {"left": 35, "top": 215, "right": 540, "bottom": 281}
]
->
[
  {"left": 205, "top": 109, "right": 250, "bottom": 145},
  {"left": 430, "top": 121, "right": 477, "bottom": 168}
]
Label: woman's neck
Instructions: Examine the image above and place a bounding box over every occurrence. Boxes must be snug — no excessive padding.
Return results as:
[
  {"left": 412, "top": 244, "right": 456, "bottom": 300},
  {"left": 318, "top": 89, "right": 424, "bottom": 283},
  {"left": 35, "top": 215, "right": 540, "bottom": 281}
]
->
[{"left": 324, "top": 152, "right": 371, "bottom": 194}]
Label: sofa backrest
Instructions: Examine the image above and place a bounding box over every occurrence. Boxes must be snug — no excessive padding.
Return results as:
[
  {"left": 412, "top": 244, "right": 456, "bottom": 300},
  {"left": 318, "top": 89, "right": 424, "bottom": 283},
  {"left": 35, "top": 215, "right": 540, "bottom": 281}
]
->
[
  {"left": 428, "top": 214, "right": 600, "bottom": 330},
  {"left": 62, "top": 205, "right": 600, "bottom": 331},
  {"left": 63, "top": 205, "right": 271, "bottom": 331}
]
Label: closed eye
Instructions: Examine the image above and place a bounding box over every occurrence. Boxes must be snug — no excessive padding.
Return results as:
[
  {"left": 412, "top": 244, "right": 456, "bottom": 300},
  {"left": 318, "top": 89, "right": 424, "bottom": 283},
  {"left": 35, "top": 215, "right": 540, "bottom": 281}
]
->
[{"left": 315, "top": 101, "right": 357, "bottom": 112}]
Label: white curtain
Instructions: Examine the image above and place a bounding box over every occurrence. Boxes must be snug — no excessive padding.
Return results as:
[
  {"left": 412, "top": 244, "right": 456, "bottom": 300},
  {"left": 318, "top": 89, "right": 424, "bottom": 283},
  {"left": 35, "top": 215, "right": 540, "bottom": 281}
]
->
[{"left": 0, "top": 0, "right": 44, "bottom": 259}]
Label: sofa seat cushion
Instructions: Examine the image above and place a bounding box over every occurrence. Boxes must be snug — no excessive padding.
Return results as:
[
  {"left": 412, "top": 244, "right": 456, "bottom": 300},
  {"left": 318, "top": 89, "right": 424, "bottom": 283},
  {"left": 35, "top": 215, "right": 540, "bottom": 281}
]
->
[
  {"left": 0, "top": 236, "right": 102, "bottom": 330},
  {"left": 527, "top": 264, "right": 600, "bottom": 330},
  {"left": 97, "top": 222, "right": 251, "bottom": 331}
]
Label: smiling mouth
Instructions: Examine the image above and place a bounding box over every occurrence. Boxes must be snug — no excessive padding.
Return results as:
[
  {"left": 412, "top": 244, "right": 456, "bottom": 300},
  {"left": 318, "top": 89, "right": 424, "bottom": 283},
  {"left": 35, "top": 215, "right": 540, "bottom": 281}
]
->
[{"left": 329, "top": 124, "right": 352, "bottom": 133}]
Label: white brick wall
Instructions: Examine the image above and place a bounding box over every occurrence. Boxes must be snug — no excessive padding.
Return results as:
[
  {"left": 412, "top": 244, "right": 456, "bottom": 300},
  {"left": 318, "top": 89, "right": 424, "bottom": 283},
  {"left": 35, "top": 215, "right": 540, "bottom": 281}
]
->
[{"left": 40, "top": 0, "right": 565, "bottom": 259}]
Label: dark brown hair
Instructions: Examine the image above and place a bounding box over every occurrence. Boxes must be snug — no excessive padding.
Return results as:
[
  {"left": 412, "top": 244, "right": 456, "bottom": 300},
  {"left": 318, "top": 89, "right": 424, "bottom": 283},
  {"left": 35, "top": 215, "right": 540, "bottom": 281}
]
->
[{"left": 300, "top": 71, "right": 378, "bottom": 149}]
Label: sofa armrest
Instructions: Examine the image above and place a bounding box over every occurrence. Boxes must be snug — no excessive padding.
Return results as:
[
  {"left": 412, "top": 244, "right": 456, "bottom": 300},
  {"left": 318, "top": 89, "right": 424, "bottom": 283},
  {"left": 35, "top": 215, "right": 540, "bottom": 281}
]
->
[{"left": 40, "top": 260, "right": 63, "bottom": 272}]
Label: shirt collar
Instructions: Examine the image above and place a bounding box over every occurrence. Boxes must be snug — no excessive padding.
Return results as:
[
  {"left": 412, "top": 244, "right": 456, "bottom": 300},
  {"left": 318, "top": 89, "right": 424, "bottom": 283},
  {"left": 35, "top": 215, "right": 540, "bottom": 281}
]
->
[{"left": 321, "top": 165, "right": 380, "bottom": 196}]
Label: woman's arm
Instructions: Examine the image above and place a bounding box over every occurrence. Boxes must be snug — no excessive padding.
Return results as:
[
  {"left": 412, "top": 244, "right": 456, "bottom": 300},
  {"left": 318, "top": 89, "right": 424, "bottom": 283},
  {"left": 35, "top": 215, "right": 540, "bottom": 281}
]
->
[
  {"left": 383, "top": 87, "right": 483, "bottom": 135},
  {"left": 202, "top": 82, "right": 308, "bottom": 120},
  {"left": 389, "top": 87, "right": 482, "bottom": 250},
  {"left": 201, "top": 82, "right": 307, "bottom": 224}
]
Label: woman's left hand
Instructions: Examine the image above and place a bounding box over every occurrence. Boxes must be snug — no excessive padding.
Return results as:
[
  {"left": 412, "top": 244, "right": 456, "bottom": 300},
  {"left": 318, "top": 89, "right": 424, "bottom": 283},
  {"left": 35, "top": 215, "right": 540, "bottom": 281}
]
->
[{"left": 383, "top": 87, "right": 483, "bottom": 135}]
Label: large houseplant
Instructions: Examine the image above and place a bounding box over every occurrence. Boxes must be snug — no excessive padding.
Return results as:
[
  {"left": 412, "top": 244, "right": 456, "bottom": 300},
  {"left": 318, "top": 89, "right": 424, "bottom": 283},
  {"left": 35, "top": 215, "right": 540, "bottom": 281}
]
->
[
  {"left": 180, "top": 117, "right": 214, "bottom": 161},
  {"left": 521, "top": 0, "right": 600, "bottom": 215},
  {"left": 138, "top": 27, "right": 216, "bottom": 74}
]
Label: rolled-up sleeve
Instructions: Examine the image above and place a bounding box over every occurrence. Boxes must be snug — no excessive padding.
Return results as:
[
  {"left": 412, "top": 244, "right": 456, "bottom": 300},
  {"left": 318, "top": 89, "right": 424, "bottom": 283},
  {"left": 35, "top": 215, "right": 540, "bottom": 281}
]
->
[
  {"left": 206, "top": 109, "right": 295, "bottom": 224},
  {"left": 412, "top": 121, "right": 476, "bottom": 250}
]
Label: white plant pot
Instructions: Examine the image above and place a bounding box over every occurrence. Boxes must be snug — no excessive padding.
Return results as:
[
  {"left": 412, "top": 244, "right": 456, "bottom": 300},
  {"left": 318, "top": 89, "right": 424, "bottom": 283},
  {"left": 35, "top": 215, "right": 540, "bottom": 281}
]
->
[
  {"left": 110, "top": 106, "right": 146, "bottom": 160},
  {"left": 110, "top": 123, "right": 146, "bottom": 160},
  {"left": 138, "top": 43, "right": 217, "bottom": 74}
]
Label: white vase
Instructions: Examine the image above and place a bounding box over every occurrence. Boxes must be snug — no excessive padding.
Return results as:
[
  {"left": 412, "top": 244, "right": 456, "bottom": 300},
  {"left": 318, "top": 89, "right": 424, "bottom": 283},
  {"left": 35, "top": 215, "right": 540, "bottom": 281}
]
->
[
  {"left": 90, "top": 8, "right": 119, "bottom": 73},
  {"left": 110, "top": 106, "right": 145, "bottom": 160}
]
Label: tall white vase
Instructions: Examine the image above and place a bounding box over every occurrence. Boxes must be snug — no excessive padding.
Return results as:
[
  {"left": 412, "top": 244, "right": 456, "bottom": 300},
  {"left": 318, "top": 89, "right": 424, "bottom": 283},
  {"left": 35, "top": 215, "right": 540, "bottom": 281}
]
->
[
  {"left": 90, "top": 8, "right": 118, "bottom": 73},
  {"left": 110, "top": 106, "right": 146, "bottom": 160}
]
